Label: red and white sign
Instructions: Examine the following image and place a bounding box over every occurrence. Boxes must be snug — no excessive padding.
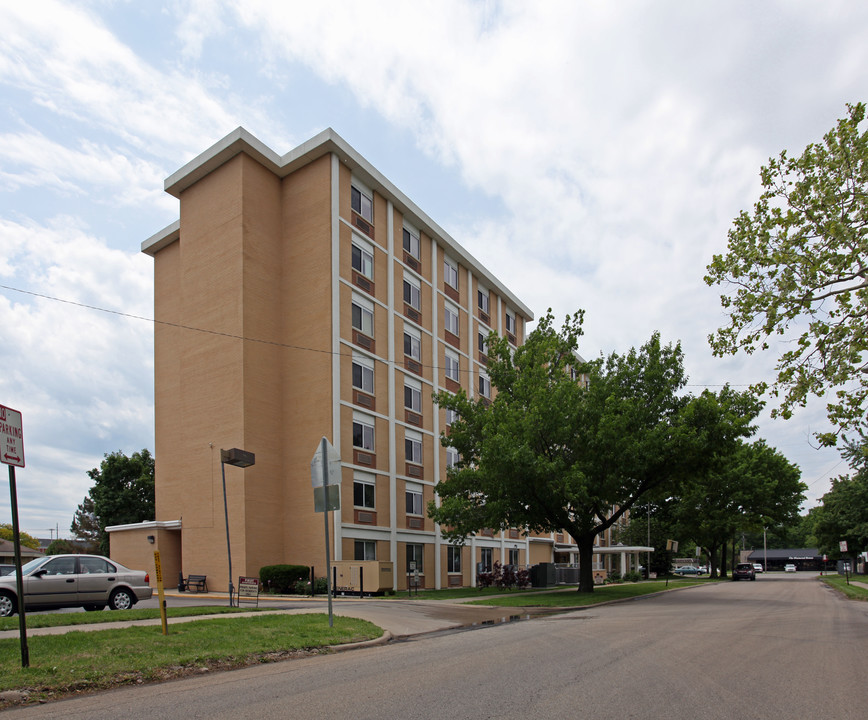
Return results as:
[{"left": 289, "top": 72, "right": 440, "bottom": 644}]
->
[{"left": 0, "top": 404, "right": 25, "bottom": 468}]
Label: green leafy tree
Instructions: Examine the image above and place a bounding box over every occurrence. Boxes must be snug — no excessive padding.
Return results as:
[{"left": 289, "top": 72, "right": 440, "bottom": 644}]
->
[
  {"left": 431, "top": 311, "right": 757, "bottom": 592},
  {"left": 813, "top": 467, "right": 868, "bottom": 558},
  {"left": 672, "top": 439, "right": 805, "bottom": 577},
  {"left": 45, "top": 538, "right": 78, "bottom": 555},
  {"left": 705, "top": 102, "right": 868, "bottom": 446},
  {"left": 0, "top": 523, "right": 40, "bottom": 550},
  {"left": 84, "top": 449, "right": 155, "bottom": 555},
  {"left": 70, "top": 495, "right": 101, "bottom": 553}
]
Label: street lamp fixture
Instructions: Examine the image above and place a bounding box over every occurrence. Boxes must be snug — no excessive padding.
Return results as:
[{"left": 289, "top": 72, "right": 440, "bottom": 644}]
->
[{"left": 220, "top": 448, "right": 255, "bottom": 606}]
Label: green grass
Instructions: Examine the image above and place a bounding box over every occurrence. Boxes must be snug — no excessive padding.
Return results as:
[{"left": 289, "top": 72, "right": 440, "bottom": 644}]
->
[
  {"left": 463, "top": 579, "right": 705, "bottom": 607},
  {"left": 0, "top": 605, "right": 252, "bottom": 632},
  {"left": 820, "top": 574, "right": 868, "bottom": 601},
  {"left": 0, "top": 613, "right": 380, "bottom": 699}
]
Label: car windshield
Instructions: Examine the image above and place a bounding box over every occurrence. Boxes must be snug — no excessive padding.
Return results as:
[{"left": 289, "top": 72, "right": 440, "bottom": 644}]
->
[{"left": 21, "top": 557, "right": 48, "bottom": 574}]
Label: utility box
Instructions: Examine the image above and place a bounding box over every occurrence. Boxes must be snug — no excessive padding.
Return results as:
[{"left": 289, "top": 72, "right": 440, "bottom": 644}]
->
[
  {"left": 531, "top": 562, "right": 556, "bottom": 587},
  {"left": 332, "top": 561, "right": 394, "bottom": 595}
]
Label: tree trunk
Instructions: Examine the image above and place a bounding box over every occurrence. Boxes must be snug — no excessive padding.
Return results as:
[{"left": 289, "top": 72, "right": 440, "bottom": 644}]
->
[
  {"left": 577, "top": 536, "right": 596, "bottom": 593},
  {"left": 709, "top": 544, "right": 720, "bottom": 578}
]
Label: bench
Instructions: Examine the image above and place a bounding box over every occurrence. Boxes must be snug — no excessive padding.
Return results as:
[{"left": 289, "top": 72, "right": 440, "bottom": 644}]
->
[{"left": 185, "top": 574, "right": 208, "bottom": 593}]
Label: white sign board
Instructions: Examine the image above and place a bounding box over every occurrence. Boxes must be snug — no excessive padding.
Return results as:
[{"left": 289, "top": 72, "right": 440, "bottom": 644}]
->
[
  {"left": 310, "top": 437, "right": 342, "bottom": 487},
  {"left": 0, "top": 404, "right": 24, "bottom": 468},
  {"left": 839, "top": 540, "right": 848, "bottom": 552}
]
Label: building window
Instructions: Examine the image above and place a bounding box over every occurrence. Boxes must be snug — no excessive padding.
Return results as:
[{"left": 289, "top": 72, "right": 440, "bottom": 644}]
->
[
  {"left": 479, "top": 547, "right": 493, "bottom": 573},
  {"left": 444, "top": 303, "right": 459, "bottom": 336},
  {"left": 404, "top": 326, "right": 421, "bottom": 361},
  {"left": 403, "top": 273, "right": 421, "bottom": 311},
  {"left": 478, "top": 287, "right": 490, "bottom": 316},
  {"left": 352, "top": 235, "right": 374, "bottom": 279},
  {"left": 446, "top": 446, "right": 459, "bottom": 469},
  {"left": 447, "top": 545, "right": 462, "bottom": 573},
  {"left": 405, "top": 481, "right": 423, "bottom": 515},
  {"left": 351, "top": 184, "right": 373, "bottom": 222},
  {"left": 353, "top": 474, "right": 375, "bottom": 509},
  {"left": 404, "top": 379, "right": 422, "bottom": 413},
  {"left": 354, "top": 540, "right": 376, "bottom": 561},
  {"left": 444, "top": 257, "right": 458, "bottom": 290},
  {"left": 479, "top": 372, "right": 491, "bottom": 399},
  {"left": 445, "top": 408, "right": 459, "bottom": 428},
  {"left": 352, "top": 295, "right": 374, "bottom": 337},
  {"left": 508, "top": 548, "right": 520, "bottom": 566},
  {"left": 444, "top": 349, "right": 460, "bottom": 382},
  {"left": 407, "top": 543, "right": 424, "bottom": 572},
  {"left": 405, "top": 430, "right": 423, "bottom": 465},
  {"left": 505, "top": 309, "right": 516, "bottom": 337},
  {"left": 352, "top": 354, "right": 374, "bottom": 394},
  {"left": 478, "top": 331, "right": 488, "bottom": 356},
  {"left": 353, "top": 415, "right": 375, "bottom": 451},
  {"left": 403, "top": 226, "right": 420, "bottom": 260}
]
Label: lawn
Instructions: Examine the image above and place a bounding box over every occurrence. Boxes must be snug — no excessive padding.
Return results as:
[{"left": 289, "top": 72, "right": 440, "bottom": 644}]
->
[
  {"left": 0, "top": 613, "right": 380, "bottom": 702},
  {"left": 0, "top": 605, "right": 251, "bottom": 632},
  {"left": 820, "top": 574, "right": 868, "bottom": 601}
]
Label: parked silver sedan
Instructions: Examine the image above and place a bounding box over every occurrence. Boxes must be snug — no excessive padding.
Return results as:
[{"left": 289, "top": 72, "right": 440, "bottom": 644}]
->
[{"left": 0, "top": 554, "right": 152, "bottom": 617}]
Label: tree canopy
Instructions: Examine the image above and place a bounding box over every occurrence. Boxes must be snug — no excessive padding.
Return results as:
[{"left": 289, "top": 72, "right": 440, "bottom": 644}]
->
[
  {"left": 78, "top": 449, "right": 155, "bottom": 555},
  {"left": 0, "top": 523, "right": 40, "bottom": 550},
  {"left": 431, "top": 311, "right": 760, "bottom": 592},
  {"left": 813, "top": 441, "right": 868, "bottom": 556},
  {"left": 705, "top": 102, "right": 868, "bottom": 446}
]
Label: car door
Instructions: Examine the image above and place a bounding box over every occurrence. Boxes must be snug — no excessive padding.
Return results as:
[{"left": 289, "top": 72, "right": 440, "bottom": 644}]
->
[
  {"left": 24, "top": 556, "right": 78, "bottom": 609},
  {"left": 77, "top": 556, "right": 117, "bottom": 605}
]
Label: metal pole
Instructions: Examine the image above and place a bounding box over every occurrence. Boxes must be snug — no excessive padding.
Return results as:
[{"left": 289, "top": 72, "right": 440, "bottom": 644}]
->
[
  {"left": 9, "top": 465, "right": 29, "bottom": 667},
  {"left": 763, "top": 527, "right": 768, "bottom": 574},
  {"left": 221, "top": 460, "right": 234, "bottom": 607},
  {"left": 322, "top": 437, "right": 333, "bottom": 626}
]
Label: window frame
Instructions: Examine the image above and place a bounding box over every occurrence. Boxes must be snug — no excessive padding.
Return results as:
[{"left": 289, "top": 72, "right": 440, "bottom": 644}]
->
[
  {"left": 403, "top": 225, "right": 420, "bottom": 260},
  {"left": 479, "top": 372, "right": 491, "bottom": 398},
  {"left": 403, "top": 273, "right": 421, "bottom": 311},
  {"left": 405, "top": 481, "right": 424, "bottom": 515},
  {"left": 446, "top": 445, "right": 459, "bottom": 469},
  {"left": 478, "top": 287, "right": 490, "bottom": 315},
  {"left": 444, "top": 349, "right": 460, "bottom": 382},
  {"left": 505, "top": 309, "right": 516, "bottom": 336},
  {"left": 404, "top": 378, "right": 422, "bottom": 413},
  {"left": 447, "top": 545, "right": 462, "bottom": 573},
  {"left": 406, "top": 543, "right": 424, "bottom": 573},
  {"left": 351, "top": 354, "right": 374, "bottom": 394},
  {"left": 354, "top": 540, "right": 376, "bottom": 561},
  {"left": 353, "top": 474, "right": 376, "bottom": 509},
  {"left": 351, "top": 235, "right": 374, "bottom": 279},
  {"left": 480, "top": 547, "right": 493, "bottom": 573},
  {"left": 351, "top": 295, "right": 374, "bottom": 337},
  {"left": 351, "top": 184, "right": 373, "bottom": 223},
  {"left": 444, "top": 256, "right": 459, "bottom": 290},
  {"left": 403, "top": 326, "right": 421, "bottom": 361},
  {"left": 352, "top": 414, "right": 375, "bottom": 451},
  {"left": 444, "top": 302, "right": 459, "bottom": 336},
  {"left": 405, "top": 429, "right": 423, "bottom": 465}
]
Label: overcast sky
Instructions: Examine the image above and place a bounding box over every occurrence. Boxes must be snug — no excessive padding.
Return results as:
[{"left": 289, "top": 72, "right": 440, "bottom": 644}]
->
[{"left": 1, "top": 0, "right": 866, "bottom": 540}]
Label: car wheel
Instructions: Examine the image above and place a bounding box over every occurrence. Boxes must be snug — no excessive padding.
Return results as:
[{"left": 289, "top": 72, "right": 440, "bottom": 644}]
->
[
  {"left": 109, "top": 589, "right": 134, "bottom": 611},
  {"left": 0, "top": 591, "right": 17, "bottom": 617},
  {"left": 83, "top": 604, "right": 106, "bottom": 612},
  {"left": 751, "top": 576, "right": 755, "bottom": 581}
]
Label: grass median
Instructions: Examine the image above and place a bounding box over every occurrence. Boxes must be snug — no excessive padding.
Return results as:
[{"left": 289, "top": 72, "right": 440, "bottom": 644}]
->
[
  {"left": 0, "top": 613, "right": 380, "bottom": 703},
  {"left": 820, "top": 574, "right": 868, "bottom": 600}
]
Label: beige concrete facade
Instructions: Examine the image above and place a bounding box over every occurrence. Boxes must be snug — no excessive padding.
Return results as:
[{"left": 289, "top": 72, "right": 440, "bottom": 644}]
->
[{"left": 123, "top": 127, "right": 608, "bottom": 592}]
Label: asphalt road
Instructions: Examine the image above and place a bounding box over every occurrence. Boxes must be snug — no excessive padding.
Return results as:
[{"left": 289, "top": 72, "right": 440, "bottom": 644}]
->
[{"left": 5, "top": 573, "right": 867, "bottom": 719}]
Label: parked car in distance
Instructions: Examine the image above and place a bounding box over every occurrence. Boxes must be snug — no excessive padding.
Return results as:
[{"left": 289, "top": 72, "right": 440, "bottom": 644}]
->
[
  {"left": 697, "top": 565, "right": 708, "bottom": 573},
  {"left": 0, "top": 554, "right": 152, "bottom": 617},
  {"left": 753, "top": 563, "right": 764, "bottom": 573},
  {"left": 673, "top": 565, "right": 704, "bottom": 576},
  {"left": 784, "top": 563, "right": 797, "bottom": 573},
  {"left": 732, "top": 563, "right": 756, "bottom": 581}
]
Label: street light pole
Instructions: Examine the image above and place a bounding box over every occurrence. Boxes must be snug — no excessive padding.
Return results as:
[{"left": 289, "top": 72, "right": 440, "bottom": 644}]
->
[{"left": 220, "top": 448, "right": 255, "bottom": 607}]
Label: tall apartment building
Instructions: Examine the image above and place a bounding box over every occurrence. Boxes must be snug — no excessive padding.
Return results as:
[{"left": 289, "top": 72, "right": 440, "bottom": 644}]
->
[{"left": 110, "top": 127, "right": 623, "bottom": 592}]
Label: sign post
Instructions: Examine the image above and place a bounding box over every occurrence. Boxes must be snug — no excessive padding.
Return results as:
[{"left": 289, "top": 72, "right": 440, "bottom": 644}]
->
[
  {"left": 311, "top": 437, "right": 341, "bottom": 627},
  {"left": 1, "top": 403, "right": 28, "bottom": 667},
  {"left": 153, "top": 550, "right": 168, "bottom": 635}
]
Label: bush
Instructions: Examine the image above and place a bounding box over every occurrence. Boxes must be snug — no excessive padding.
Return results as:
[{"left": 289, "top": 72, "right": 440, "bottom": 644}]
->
[
  {"left": 476, "top": 562, "right": 532, "bottom": 591},
  {"left": 293, "top": 576, "right": 329, "bottom": 595},
  {"left": 259, "top": 564, "right": 310, "bottom": 594},
  {"left": 623, "top": 571, "right": 641, "bottom": 583},
  {"left": 608, "top": 570, "right": 622, "bottom": 582}
]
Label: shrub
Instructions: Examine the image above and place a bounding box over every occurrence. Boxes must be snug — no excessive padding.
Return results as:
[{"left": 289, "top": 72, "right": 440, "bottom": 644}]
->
[
  {"left": 293, "top": 576, "right": 329, "bottom": 595},
  {"left": 624, "top": 571, "right": 641, "bottom": 583},
  {"left": 259, "top": 564, "right": 310, "bottom": 594},
  {"left": 608, "top": 570, "right": 622, "bottom": 582}
]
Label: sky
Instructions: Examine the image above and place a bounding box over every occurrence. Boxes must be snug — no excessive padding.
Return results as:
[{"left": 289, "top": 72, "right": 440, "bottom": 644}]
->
[{"left": 1, "top": 0, "right": 867, "bottom": 540}]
